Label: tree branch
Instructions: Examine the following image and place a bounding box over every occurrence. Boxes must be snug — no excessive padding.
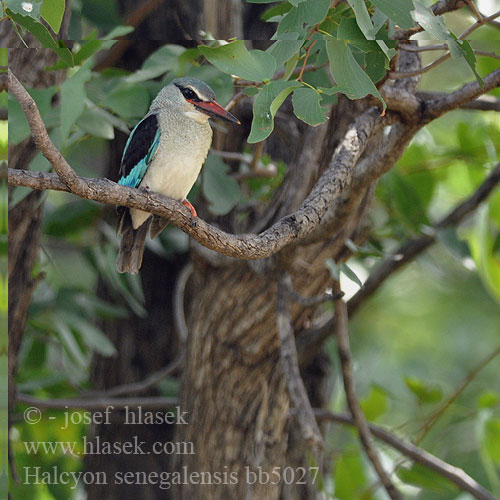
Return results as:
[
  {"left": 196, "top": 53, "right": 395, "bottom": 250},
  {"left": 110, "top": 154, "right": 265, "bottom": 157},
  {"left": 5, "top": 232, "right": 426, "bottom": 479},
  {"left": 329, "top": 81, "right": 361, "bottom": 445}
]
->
[
  {"left": 423, "top": 68, "right": 500, "bottom": 122},
  {"left": 8, "top": 69, "right": 383, "bottom": 260},
  {"left": 17, "top": 393, "right": 179, "bottom": 410},
  {"left": 312, "top": 410, "right": 498, "bottom": 500},
  {"left": 8, "top": 70, "right": 86, "bottom": 193},
  {"left": 417, "top": 92, "right": 500, "bottom": 112},
  {"left": 88, "top": 356, "right": 184, "bottom": 398},
  {"left": 276, "top": 273, "right": 325, "bottom": 457},
  {"left": 393, "top": 0, "right": 466, "bottom": 40},
  {"left": 334, "top": 295, "right": 404, "bottom": 500},
  {"left": 348, "top": 161, "right": 500, "bottom": 316},
  {"left": 296, "top": 161, "right": 500, "bottom": 358}
]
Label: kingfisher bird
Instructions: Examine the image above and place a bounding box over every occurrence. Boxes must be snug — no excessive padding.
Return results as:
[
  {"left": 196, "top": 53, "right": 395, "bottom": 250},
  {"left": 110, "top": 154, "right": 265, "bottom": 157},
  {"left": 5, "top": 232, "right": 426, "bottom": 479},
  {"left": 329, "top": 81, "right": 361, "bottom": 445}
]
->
[{"left": 116, "top": 77, "right": 240, "bottom": 274}]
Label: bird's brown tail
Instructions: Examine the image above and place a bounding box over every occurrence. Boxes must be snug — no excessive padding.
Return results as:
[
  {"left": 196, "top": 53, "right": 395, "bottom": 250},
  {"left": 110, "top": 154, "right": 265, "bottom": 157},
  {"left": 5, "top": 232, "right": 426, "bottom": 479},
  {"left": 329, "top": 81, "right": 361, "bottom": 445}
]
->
[{"left": 116, "top": 208, "right": 151, "bottom": 274}]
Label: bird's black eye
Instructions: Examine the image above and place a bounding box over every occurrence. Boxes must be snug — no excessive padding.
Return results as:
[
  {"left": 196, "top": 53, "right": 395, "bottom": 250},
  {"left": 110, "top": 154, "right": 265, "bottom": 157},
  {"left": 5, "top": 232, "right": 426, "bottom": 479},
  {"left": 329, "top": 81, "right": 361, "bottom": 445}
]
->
[{"left": 180, "top": 87, "right": 199, "bottom": 102}]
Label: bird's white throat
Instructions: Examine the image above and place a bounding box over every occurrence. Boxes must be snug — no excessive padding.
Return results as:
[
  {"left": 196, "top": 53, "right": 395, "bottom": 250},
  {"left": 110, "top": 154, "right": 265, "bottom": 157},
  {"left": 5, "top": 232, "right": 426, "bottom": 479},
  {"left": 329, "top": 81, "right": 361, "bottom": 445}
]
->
[{"left": 184, "top": 109, "right": 210, "bottom": 123}]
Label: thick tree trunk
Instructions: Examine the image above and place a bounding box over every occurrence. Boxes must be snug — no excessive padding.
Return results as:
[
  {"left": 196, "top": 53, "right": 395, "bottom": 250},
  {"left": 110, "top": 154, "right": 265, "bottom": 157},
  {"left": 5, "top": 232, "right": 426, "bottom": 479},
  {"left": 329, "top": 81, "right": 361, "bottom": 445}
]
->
[{"left": 174, "top": 96, "right": 374, "bottom": 499}]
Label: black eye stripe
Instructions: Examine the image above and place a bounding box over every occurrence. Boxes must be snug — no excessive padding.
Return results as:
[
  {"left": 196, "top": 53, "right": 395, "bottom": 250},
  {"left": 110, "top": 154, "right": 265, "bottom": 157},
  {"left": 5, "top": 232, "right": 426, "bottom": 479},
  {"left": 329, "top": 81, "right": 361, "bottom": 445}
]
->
[{"left": 176, "top": 85, "right": 201, "bottom": 102}]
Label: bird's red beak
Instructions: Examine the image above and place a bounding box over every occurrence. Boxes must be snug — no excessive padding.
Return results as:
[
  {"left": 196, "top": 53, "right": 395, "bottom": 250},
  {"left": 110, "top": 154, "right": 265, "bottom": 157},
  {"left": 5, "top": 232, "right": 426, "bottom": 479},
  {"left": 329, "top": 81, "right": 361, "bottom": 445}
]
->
[{"left": 193, "top": 99, "right": 241, "bottom": 124}]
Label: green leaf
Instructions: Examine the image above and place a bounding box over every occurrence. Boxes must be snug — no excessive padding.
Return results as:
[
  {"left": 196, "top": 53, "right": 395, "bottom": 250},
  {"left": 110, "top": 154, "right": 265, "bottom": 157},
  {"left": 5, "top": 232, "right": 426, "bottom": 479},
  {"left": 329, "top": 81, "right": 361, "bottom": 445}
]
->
[
  {"left": 361, "top": 385, "right": 389, "bottom": 421},
  {"left": 404, "top": 376, "right": 443, "bottom": 404},
  {"left": 61, "top": 312, "right": 117, "bottom": 357},
  {"left": 347, "top": 0, "right": 376, "bottom": 39},
  {"left": 202, "top": 155, "right": 240, "bottom": 215},
  {"left": 5, "top": 0, "right": 43, "bottom": 19},
  {"left": 266, "top": 40, "right": 303, "bottom": 68},
  {"left": 277, "top": 0, "right": 330, "bottom": 35},
  {"left": 73, "top": 39, "right": 103, "bottom": 66},
  {"left": 338, "top": 17, "right": 380, "bottom": 53},
  {"left": 60, "top": 63, "right": 91, "bottom": 144},
  {"left": 482, "top": 416, "right": 500, "bottom": 464},
  {"left": 365, "top": 51, "right": 387, "bottom": 83},
  {"left": 248, "top": 81, "right": 300, "bottom": 143},
  {"left": 76, "top": 107, "right": 115, "bottom": 139},
  {"left": 243, "top": 86, "right": 260, "bottom": 97},
  {"left": 335, "top": 450, "right": 368, "bottom": 500},
  {"left": 454, "top": 36, "right": 484, "bottom": 87},
  {"left": 292, "top": 87, "right": 328, "bottom": 126},
  {"left": 41, "top": 0, "right": 65, "bottom": 33},
  {"left": 340, "top": 262, "right": 363, "bottom": 287},
  {"left": 199, "top": 41, "right": 277, "bottom": 82},
  {"left": 8, "top": 12, "right": 74, "bottom": 67},
  {"left": 465, "top": 205, "right": 500, "bottom": 304},
  {"left": 102, "top": 25, "right": 135, "bottom": 40},
  {"left": 398, "top": 463, "right": 458, "bottom": 492},
  {"left": 262, "top": 2, "right": 293, "bottom": 22},
  {"left": 54, "top": 318, "right": 87, "bottom": 367},
  {"left": 380, "top": 169, "right": 430, "bottom": 231},
  {"left": 44, "top": 200, "right": 101, "bottom": 237},
  {"left": 477, "top": 391, "right": 500, "bottom": 409},
  {"left": 105, "top": 83, "right": 150, "bottom": 119},
  {"left": 326, "top": 40, "right": 385, "bottom": 110},
  {"left": 411, "top": 0, "right": 478, "bottom": 83},
  {"left": 125, "top": 44, "right": 185, "bottom": 83},
  {"left": 8, "top": 86, "right": 57, "bottom": 144},
  {"left": 372, "top": 0, "right": 414, "bottom": 29}
]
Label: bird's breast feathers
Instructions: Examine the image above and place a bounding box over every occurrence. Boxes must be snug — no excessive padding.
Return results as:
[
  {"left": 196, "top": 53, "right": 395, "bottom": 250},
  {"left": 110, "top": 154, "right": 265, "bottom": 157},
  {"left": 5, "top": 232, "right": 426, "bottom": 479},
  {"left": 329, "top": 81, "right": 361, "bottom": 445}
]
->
[{"left": 140, "top": 112, "right": 212, "bottom": 200}]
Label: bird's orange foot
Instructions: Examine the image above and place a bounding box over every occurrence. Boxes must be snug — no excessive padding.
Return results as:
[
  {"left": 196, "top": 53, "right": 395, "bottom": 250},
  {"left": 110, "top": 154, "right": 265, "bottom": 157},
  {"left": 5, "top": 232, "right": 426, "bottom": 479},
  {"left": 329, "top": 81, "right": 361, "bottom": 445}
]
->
[{"left": 182, "top": 199, "right": 198, "bottom": 227}]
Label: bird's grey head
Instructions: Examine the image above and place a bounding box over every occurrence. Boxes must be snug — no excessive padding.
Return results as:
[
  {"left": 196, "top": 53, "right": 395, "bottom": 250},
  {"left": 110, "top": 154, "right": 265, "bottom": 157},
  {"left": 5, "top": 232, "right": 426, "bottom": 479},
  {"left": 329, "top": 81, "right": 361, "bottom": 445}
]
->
[{"left": 150, "top": 77, "right": 240, "bottom": 125}]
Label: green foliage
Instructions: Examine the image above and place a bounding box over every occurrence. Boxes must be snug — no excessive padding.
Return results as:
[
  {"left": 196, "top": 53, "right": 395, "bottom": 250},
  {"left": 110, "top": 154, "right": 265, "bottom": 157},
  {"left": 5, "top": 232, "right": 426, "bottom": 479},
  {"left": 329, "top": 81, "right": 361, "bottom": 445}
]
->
[
  {"left": 202, "top": 155, "right": 241, "bottom": 216},
  {"left": 372, "top": 0, "right": 414, "bottom": 29},
  {"left": 248, "top": 80, "right": 300, "bottom": 143},
  {"left": 199, "top": 41, "right": 277, "bottom": 82},
  {"left": 326, "top": 40, "right": 386, "bottom": 110},
  {"left": 292, "top": 87, "right": 329, "bottom": 126},
  {"left": 398, "top": 463, "right": 459, "bottom": 493},
  {"left": 405, "top": 376, "right": 443, "bottom": 404},
  {"left": 60, "top": 62, "right": 92, "bottom": 145},
  {"left": 41, "top": 0, "right": 65, "bottom": 33},
  {"left": 334, "top": 448, "right": 371, "bottom": 500},
  {"left": 360, "top": 384, "right": 389, "bottom": 421}
]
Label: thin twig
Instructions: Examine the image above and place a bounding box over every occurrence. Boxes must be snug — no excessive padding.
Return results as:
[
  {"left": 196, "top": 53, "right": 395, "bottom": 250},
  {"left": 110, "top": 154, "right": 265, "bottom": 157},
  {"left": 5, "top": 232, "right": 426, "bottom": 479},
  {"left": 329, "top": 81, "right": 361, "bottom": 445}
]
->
[
  {"left": 17, "top": 393, "right": 179, "bottom": 410},
  {"left": 297, "top": 162, "right": 500, "bottom": 359},
  {"left": 389, "top": 52, "right": 451, "bottom": 79},
  {"left": 417, "top": 92, "right": 500, "bottom": 112},
  {"left": 334, "top": 294, "right": 404, "bottom": 500},
  {"left": 312, "top": 409, "right": 498, "bottom": 500},
  {"left": 348, "top": 162, "right": 500, "bottom": 316},
  {"left": 393, "top": 1, "right": 468, "bottom": 40},
  {"left": 416, "top": 344, "right": 500, "bottom": 442},
  {"left": 297, "top": 39, "right": 317, "bottom": 82},
  {"left": 465, "top": 0, "right": 484, "bottom": 21},
  {"left": 276, "top": 273, "right": 325, "bottom": 458},
  {"left": 398, "top": 43, "right": 447, "bottom": 52},
  {"left": 289, "top": 289, "right": 343, "bottom": 307},
  {"left": 459, "top": 9, "right": 500, "bottom": 39},
  {"left": 89, "top": 356, "right": 184, "bottom": 397},
  {"left": 250, "top": 141, "right": 264, "bottom": 172}
]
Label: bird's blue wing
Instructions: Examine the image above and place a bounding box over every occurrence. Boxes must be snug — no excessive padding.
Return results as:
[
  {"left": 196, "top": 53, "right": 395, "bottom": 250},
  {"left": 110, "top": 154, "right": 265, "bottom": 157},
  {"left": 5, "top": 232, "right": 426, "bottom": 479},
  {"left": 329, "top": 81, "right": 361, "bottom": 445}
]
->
[{"left": 118, "top": 113, "right": 160, "bottom": 188}]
